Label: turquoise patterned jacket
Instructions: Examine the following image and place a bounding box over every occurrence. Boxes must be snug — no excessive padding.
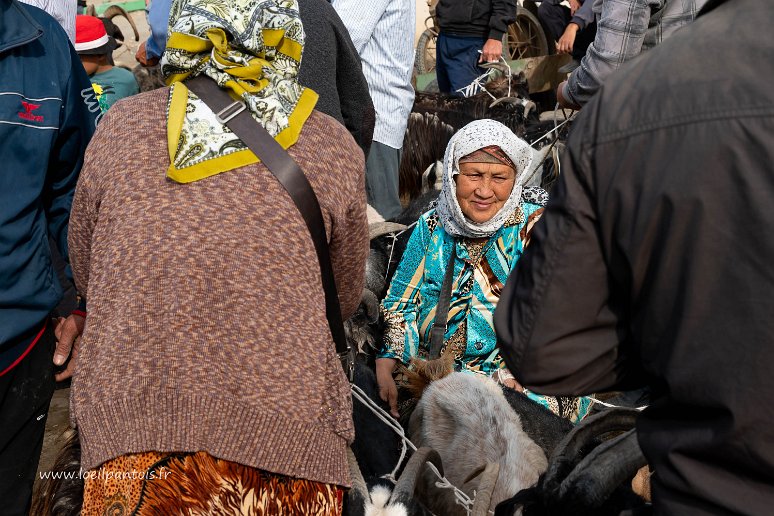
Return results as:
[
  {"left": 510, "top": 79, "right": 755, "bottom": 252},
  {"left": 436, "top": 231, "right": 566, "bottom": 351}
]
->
[{"left": 379, "top": 191, "right": 546, "bottom": 375}]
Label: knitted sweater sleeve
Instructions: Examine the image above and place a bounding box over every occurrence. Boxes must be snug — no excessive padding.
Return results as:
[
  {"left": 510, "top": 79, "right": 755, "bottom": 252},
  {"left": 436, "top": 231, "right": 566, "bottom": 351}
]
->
[{"left": 68, "top": 104, "right": 118, "bottom": 300}]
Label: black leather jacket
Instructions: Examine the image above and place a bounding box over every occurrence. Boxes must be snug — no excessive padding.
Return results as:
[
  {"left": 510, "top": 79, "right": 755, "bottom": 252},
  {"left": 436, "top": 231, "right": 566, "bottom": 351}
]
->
[
  {"left": 496, "top": 0, "right": 774, "bottom": 513},
  {"left": 436, "top": 0, "right": 516, "bottom": 40}
]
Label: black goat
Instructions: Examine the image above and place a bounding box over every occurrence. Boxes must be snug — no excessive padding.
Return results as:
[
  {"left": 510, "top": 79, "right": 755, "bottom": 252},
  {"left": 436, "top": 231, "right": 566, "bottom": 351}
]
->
[{"left": 495, "top": 408, "right": 649, "bottom": 516}]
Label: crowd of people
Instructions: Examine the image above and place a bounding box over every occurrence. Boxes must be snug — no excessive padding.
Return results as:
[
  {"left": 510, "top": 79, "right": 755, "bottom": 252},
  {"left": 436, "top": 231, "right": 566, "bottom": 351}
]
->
[{"left": 0, "top": 0, "right": 772, "bottom": 514}]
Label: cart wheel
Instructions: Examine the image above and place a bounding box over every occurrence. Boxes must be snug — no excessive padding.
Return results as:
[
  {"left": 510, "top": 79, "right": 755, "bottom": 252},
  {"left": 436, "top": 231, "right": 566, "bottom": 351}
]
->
[
  {"left": 505, "top": 8, "right": 549, "bottom": 60},
  {"left": 415, "top": 28, "right": 437, "bottom": 75}
]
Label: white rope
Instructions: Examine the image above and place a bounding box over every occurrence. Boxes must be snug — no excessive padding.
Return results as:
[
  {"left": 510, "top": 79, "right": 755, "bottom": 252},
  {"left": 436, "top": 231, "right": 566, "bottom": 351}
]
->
[
  {"left": 350, "top": 383, "right": 476, "bottom": 515},
  {"left": 588, "top": 397, "right": 648, "bottom": 412},
  {"left": 383, "top": 220, "right": 418, "bottom": 281},
  {"left": 530, "top": 116, "right": 573, "bottom": 148},
  {"left": 456, "top": 67, "right": 496, "bottom": 99}
]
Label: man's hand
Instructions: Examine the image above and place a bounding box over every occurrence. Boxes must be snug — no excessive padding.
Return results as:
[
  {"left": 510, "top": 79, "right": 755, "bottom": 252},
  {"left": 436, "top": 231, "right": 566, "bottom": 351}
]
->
[
  {"left": 569, "top": 0, "right": 582, "bottom": 15},
  {"left": 135, "top": 41, "right": 159, "bottom": 67},
  {"left": 375, "top": 357, "right": 399, "bottom": 418},
  {"left": 557, "top": 80, "right": 581, "bottom": 110},
  {"left": 557, "top": 23, "right": 579, "bottom": 54},
  {"left": 479, "top": 38, "right": 503, "bottom": 63},
  {"left": 53, "top": 313, "right": 85, "bottom": 382}
]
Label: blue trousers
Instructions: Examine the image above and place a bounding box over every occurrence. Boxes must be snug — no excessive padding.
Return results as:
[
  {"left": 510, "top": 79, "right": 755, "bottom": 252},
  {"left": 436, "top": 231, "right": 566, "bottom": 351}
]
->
[{"left": 436, "top": 33, "right": 487, "bottom": 96}]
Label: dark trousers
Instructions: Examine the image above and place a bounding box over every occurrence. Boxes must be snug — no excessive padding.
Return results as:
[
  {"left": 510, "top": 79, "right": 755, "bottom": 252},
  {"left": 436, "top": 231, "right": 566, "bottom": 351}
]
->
[
  {"left": 436, "top": 33, "right": 487, "bottom": 95},
  {"left": 366, "top": 141, "right": 403, "bottom": 220},
  {"left": 0, "top": 323, "right": 55, "bottom": 516},
  {"left": 537, "top": 2, "right": 597, "bottom": 61}
]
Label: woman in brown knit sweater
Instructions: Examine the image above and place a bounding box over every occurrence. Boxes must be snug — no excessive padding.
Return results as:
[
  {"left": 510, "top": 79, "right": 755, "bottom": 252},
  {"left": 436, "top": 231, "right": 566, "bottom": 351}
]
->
[{"left": 66, "top": 0, "right": 368, "bottom": 513}]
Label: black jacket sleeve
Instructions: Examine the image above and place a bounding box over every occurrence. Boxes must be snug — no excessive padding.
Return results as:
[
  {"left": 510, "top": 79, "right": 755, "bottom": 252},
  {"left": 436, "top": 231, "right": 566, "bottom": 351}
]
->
[
  {"left": 494, "top": 98, "right": 643, "bottom": 396},
  {"left": 489, "top": 0, "right": 517, "bottom": 40},
  {"left": 332, "top": 10, "right": 375, "bottom": 158}
]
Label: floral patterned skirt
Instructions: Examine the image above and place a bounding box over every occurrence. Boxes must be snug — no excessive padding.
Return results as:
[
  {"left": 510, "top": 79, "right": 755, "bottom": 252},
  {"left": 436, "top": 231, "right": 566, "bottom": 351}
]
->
[{"left": 81, "top": 450, "right": 343, "bottom": 515}]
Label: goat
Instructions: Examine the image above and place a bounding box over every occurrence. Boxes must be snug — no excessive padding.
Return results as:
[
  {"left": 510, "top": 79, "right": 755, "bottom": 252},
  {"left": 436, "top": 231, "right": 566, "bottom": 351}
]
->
[
  {"left": 345, "top": 447, "right": 442, "bottom": 516},
  {"left": 408, "top": 373, "right": 548, "bottom": 515},
  {"left": 494, "top": 408, "right": 649, "bottom": 516}
]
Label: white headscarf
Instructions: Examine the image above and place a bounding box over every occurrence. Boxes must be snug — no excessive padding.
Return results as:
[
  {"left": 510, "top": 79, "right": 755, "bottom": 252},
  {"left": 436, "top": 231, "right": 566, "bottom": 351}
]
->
[{"left": 436, "top": 119, "right": 544, "bottom": 239}]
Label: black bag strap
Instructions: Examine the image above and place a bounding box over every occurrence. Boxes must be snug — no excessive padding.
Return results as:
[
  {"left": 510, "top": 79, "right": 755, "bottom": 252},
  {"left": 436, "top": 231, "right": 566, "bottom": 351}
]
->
[
  {"left": 186, "top": 76, "right": 351, "bottom": 377},
  {"left": 428, "top": 246, "right": 457, "bottom": 359}
]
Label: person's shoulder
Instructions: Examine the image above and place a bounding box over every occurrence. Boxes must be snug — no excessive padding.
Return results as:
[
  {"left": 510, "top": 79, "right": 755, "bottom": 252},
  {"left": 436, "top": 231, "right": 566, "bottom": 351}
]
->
[
  {"left": 107, "top": 66, "right": 137, "bottom": 80},
  {"left": 104, "top": 87, "right": 168, "bottom": 123},
  {"left": 521, "top": 186, "right": 548, "bottom": 209},
  {"left": 420, "top": 208, "right": 444, "bottom": 236},
  {"left": 303, "top": 109, "right": 361, "bottom": 154},
  {"left": 17, "top": 1, "right": 68, "bottom": 44},
  {"left": 15, "top": 2, "right": 72, "bottom": 59}
]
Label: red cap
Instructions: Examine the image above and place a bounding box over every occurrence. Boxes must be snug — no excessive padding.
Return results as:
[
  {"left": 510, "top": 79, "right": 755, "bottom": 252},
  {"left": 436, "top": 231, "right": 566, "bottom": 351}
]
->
[{"left": 75, "top": 15, "right": 112, "bottom": 53}]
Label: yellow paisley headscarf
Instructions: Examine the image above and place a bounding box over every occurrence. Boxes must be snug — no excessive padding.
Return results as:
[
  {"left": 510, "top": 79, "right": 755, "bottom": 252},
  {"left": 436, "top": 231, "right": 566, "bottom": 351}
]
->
[{"left": 161, "top": 0, "right": 318, "bottom": 183}]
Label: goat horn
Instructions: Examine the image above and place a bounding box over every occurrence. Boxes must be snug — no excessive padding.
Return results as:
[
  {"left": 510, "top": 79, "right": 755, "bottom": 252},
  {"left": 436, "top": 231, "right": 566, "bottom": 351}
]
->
[
  {"left": 471, "top": 462, "right": 501, "bottom": 516},
  {"left": 369, "top": 222, "right": 408, "bottom": 240},
  {"left": 558, "top": 428, "right": 647, "bottom": 508},
  {"left": 542, "top": 408, "right": 639, "bottom": 499},
  {"left": 102, "top": 5, "right": 140, "bottom": 41},
  {"left": 346, "top": 447, "right": 370, "bottom": 498},
  {"left": 480, "top": 61, "right": 512, "bottom": 77},
  {"left": 361, "top": 288, "right": 380, "bottom": 323},
  {"left": 390, "top": 447, "right": 444, "bottom": 503}
]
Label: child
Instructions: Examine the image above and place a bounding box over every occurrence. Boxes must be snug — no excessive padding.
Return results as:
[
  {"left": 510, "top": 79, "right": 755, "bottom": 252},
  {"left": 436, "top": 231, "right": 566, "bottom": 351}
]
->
[{"left": 75, "top": 15, "right": 139, "bottom": 114}]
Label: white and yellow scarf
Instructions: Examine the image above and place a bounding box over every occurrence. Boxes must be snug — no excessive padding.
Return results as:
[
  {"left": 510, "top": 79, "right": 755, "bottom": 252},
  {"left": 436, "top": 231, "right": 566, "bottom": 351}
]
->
[{"left": 161, "top": 0, "right": 318, "bottom": 183}]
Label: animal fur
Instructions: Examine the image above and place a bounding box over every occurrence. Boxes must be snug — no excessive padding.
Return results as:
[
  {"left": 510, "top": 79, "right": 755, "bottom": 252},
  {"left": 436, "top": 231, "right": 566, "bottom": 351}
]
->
[
  {"left": 365, "top": 485, "right": 409, "bottom": 516},
  {"left": 403, "top": 353, "right": 455, "bottom": 399},
  {"left": 409, "top": 373, "right": 548, "bottom": 515},
  {"left": 31, "top": 427, "right": 83, "bottom": 516}
]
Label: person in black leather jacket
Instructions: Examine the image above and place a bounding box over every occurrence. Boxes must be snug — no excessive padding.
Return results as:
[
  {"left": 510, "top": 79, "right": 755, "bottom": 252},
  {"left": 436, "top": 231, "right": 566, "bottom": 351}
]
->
[
  {"left": 434, "top": 0, "right": 515, "bottom": 95},
  {"left": 496, "top": 0, "right": 774, "bottom": 513}
]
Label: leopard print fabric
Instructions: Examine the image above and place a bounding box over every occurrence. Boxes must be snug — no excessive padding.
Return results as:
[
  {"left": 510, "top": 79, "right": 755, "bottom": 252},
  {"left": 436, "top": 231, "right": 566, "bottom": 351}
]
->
[{"left": 81, "top": 451, "right": 343, "bottom": 515}]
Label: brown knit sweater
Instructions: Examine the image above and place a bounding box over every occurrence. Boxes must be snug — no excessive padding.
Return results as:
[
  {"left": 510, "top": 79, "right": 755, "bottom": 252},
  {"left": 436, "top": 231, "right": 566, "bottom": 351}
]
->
[{"left": 68, "top": 87, "right": 368, "bottom": 487}]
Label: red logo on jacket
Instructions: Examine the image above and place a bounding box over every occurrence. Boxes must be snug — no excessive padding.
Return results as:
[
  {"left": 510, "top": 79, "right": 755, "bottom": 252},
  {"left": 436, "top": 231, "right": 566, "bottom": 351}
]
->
[{"left": 18, "top": 101, "right": 44, "bottom": 122}]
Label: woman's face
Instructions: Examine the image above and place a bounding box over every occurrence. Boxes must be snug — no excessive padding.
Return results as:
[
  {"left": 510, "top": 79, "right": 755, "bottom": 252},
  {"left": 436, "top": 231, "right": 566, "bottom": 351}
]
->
[{"left": 455, "top": 161, "right": 516, "bottom": 224}]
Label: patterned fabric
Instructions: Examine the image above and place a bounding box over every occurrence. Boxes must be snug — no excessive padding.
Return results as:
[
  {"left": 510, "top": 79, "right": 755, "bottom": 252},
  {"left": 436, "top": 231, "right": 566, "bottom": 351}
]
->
[
  {"left": 436, "top": 119, "right": 547, "bottom": 239},
  {"left": 161, "top": 0, "right": 318, "bottom": 183},
  {"left": 81, "top": 451, "right": 343, "bottom": 515},
  {"left": 523, "top": 389, "right": 593, "bottom": 424},
  {"left": 458, "top": 144, "right": 516, "bottom": 169}
]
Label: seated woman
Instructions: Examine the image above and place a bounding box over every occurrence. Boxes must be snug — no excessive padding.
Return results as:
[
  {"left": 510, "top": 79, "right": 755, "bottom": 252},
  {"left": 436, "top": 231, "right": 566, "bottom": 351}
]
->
[{"left": 376, "top": 119, "right": 591, "bottom": 423}]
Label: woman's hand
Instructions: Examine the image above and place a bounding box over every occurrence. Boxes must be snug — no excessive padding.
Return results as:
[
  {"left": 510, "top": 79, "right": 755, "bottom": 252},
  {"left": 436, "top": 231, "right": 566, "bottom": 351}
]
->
[
  {"left": 494, "top": 368, "right": 524, "bottom": 392},
  {"left": 375, "top": 358, "right": 399, "bottom": 418}
]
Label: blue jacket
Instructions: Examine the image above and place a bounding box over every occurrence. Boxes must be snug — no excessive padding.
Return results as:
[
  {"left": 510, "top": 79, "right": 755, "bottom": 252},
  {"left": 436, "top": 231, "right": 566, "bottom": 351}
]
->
[{"left": 0, "top": 0, "right": 97, "bottom": 372}]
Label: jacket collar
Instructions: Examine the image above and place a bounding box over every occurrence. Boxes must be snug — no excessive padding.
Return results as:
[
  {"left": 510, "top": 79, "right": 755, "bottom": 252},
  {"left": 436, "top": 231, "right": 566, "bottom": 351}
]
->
[{"left": 0, "top": 0, "right": 43, "bottom": 54}]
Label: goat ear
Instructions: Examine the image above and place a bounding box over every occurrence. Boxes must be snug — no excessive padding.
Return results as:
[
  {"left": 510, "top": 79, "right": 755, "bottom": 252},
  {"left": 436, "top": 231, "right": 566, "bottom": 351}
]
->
[{"left": 464, "top": 463, "right": 488, "bottom": 484}]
